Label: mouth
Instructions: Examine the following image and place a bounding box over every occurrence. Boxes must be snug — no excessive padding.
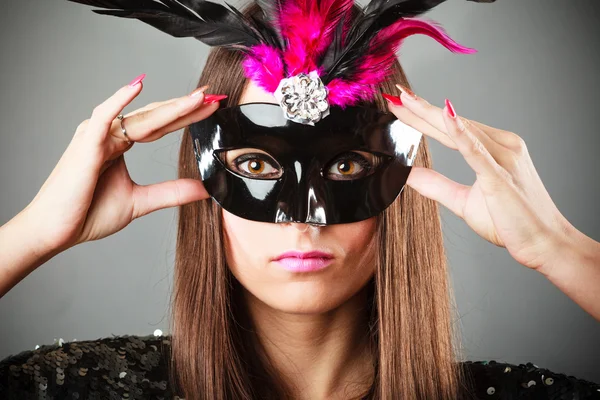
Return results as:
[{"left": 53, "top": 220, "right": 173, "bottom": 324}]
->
[{"left": 272, "top": 250, "right": 334, "bottom": 272}]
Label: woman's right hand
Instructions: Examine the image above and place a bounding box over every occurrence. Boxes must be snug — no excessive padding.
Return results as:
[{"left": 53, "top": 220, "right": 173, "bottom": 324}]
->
[{"left": 22, "top": 74, "right": 221, "bottom": 255}]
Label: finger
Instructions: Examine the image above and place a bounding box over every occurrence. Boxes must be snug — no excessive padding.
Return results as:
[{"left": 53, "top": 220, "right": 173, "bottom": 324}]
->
[
  {"left": 123, "top": 98, "right": 179, "bottom": 118},
  {"left": 105, "top": 97, "right": 179, "bottom": 150},
  {"left": 113, "top": 86, "right": 212, "bottom": 143},
  {"left": 396, "top": 84, "right": 520, "bottom": 148},
  {"left": 407, "top": 166, "right": 469, "bottom": 219},
  {"left": 150, "top": 101, "right": 221, "bottom": 140},
  {"left": 385, "top": 98, "right": 458, "bottom": 150},
  {"left": 466, "top": 119, "right": 525, "bottom": 151},
  {"left": 43, "top": 79, "right": 143, "bottom": 195},
  {"left": 131, "top": 178, "right": 210, "bottom": 219},
  {"left": 443, "top": 99, "right": 509, "bottom": 184},
  {"left": 86, "top": 77, "right": 145, "bottom": 145},
  {"left": 393, "top": 90, "right": 507, "bottom": 159}
]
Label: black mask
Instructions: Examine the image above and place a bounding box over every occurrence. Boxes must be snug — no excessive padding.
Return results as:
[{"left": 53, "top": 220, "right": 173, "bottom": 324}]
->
[{"left": 189, "top": 103, "right": 421, "bottom": 225}]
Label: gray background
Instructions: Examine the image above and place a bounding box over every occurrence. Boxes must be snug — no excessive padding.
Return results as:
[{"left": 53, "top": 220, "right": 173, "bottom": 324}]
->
[{"left": 1, "top": 0, "right": 599, "bottom": 383}]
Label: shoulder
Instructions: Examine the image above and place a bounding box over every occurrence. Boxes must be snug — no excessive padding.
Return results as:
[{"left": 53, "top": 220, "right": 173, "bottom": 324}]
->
[
  {"left": 0, "top": 333, "right": 176, "bottom": 400},
  {"left": 459, "top": 359, "right": 600, "bottom": 399}
]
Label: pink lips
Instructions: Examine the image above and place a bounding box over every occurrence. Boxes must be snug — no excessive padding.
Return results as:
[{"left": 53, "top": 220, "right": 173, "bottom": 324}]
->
[{"left": 273, "top": 251, "right": 334, "bottom": 272}]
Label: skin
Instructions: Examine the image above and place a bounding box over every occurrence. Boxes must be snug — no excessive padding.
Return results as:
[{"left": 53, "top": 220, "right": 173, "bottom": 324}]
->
[
  {"left": 0, "top": 78, "right": 217, "bottom": 296},
  {"left": 222, "top": 80, "right": 378, "bottom": 399},
  {"left": 389, "top": 86, "right": 600, "bottom": 320},
  {"left": 0, "top": 75, "right": 598, "bottom": 397}
]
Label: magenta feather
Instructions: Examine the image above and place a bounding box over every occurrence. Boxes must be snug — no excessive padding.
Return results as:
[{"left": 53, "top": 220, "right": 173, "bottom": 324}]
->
[
  {"left": 242, "top": 44, "right": 285, "bottom": 93},
  {"left": 326, "top": 17, "right": 477, "bottom": 106},
  {"left": 68, "top": 0, "right": 494, "bottom": 110},
  {"left": 277, "top": 0, "right": 354, "bottom": 75}
]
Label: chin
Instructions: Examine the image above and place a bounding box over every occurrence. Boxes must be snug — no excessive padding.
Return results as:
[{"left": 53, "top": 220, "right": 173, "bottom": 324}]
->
[{"left": 256, "top": 281, "right": 358, "bottom": 314}]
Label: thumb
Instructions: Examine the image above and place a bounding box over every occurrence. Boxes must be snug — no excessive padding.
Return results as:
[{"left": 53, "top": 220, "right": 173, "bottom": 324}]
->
[
  {"left": 406, "top": 166, "right": 469, "bottom": 219},
  {"left": 131, "top": 179, "right": 210, "bottom": 219}
]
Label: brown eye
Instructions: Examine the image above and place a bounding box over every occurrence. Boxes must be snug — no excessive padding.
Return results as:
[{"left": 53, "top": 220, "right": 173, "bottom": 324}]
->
[
  {"left": 325, "top": 151, "right": 380, "bottom": 180},
  {"left": 334, "top": 160, "right": 360, "bottom": 176},
  {"left": 240, "top": 158, "right": 274, "bottom": 175},
  {"left": 221, "top": 149, "right": 282, "bottom": 179}
]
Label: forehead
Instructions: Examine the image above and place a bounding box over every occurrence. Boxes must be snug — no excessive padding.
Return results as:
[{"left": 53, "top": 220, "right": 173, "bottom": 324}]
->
[{"left": 239, "top": 80, "right": 279, "bottom": 105}]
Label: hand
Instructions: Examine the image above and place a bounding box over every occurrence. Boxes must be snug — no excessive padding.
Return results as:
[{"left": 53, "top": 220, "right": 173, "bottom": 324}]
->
[
  {"left": 384, "top": 85, "right": 573, "bottom": 272},
  {"left": 23, "top": 74, "right": 221, "bottom": 255}
]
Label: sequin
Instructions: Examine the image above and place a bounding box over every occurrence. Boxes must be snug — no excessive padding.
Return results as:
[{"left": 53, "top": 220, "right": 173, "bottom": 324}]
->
[{"left": 2, "top": 335, "right": 599, "bottom": 399}]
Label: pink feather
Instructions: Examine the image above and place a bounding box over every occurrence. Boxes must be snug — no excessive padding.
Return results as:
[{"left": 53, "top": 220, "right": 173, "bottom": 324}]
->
[
  {"left": 278, "top": 0, "right": 354, "bottom": 75},
  {"left": 326, "top": 17, "right": 477, "bottom": 106},
  {"left": 241, "top": 44, "right": 285, "bottom": 93}
]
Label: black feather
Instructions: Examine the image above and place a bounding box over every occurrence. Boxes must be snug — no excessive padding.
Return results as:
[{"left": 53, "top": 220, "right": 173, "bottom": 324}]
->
[
  {"left": 318, "top": 11, "right": 348, "bottom": 73},
  {"left": 255, "top": 0, "right": 286, "bottom": 47},
  {"left": 67, "top": 0, "right": 494, "bottom": 83},
  {"left": 67, "top": 0, "right": 168, "bottom": 11},
  {"left": 66, "top": 0, "right": 270, "bottom": 52},
  {"left": 249, "top": 13, "right": 285, "bottom": 51},
  {"left": 321, "top": 0, "right": 492, "bottom": 83}
]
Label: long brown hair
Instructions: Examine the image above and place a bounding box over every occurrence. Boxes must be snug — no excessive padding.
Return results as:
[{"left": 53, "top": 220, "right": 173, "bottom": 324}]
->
[{"left": 169, "top": 2, "right": 469, "bottom": 399}]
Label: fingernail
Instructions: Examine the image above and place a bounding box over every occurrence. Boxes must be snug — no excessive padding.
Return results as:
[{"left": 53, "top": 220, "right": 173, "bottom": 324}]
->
[
  {"left": 445, "top": 98, "right": 457, "bottom": 119},
  {"left": 395, "top": 84, "right": 418, "bottom": 100},
  {"left": 128, "top": 73, "right": 146, "bottom": 88},
  {"left": 190, "top": 85, "right": 210, "bottom": 97},
  {"left": 204, "top": 94, "right": 228, "bottom": 104},
  {"left": 382, "top": 93, "right": 403, "bottom": 106}
]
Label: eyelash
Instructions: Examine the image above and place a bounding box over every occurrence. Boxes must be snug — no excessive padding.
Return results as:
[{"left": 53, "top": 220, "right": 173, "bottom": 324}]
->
[
  {"left": 325, "top": 152, "right": 377, "bottom": 180},
  {"left": 228, "top": 151, "right": 381, "bottom": 180},
  {"left": 233, "top": 153, "right": 281, "bottom": 178}
]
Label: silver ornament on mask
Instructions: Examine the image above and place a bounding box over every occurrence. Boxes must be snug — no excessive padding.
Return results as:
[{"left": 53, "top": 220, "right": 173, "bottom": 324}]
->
[{"left": 274, "top": 70, "right": 330, "bottom": 125}]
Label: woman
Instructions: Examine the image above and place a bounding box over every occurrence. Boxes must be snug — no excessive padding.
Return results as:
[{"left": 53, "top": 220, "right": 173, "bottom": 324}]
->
[{"left": 1, "top": 0, "right": 599, "bottom": 399}]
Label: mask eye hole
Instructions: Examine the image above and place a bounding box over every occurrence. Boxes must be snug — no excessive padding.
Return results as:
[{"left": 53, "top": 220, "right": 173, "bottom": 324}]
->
[
  {"left": 218, "top": 148, "right": 283, "bottom": 180},
  {"left": 324, "top": 151, "right": 383, "bottom": 181}
]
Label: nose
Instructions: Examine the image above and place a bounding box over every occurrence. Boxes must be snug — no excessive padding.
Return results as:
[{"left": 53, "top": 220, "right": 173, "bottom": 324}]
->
[
  {"left": 288, "top": 222, "right": 315, "bottom": 232},
  {"left": 291, "top": 162, "right": 328, "bottom": 224}
]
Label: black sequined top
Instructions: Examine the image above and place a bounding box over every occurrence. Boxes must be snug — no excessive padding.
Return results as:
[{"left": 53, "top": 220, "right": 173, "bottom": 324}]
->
[{"left": 0, "top": 334, "right": 598, "bottom": 399}]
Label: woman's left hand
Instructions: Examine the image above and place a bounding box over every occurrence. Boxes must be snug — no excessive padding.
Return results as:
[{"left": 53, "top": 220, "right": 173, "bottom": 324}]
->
[{"left": 384, "top": 85, "right": 573, "bottom": 272}]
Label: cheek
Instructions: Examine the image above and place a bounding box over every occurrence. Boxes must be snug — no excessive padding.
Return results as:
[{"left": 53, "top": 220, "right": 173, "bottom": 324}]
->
[
  {"left": 221, "top": 211, "right": 379, "bottom": 313},
  {"left": 330, "top": 217, "right": 378, "bottom": 262},
  {"left": 221, "top": 209, "right": 278, "bottom": 271}
]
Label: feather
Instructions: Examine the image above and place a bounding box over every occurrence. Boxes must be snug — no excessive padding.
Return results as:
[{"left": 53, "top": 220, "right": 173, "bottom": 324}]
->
[
  {"left": 66, "top": 0, "right": 276, "bottom": 52},
  {"left": 277, "top": 0, "right": 354, "bottom": 75},
  {"left": 242, "top": 44, "right": 285, "bottom": 93},
  {"left": 249, "top": 14, "right": 284, "bottom": 51},
  {"left": 325, "top": 17, "right": 476, "bottom": 106},
  {"left": 255, "top": 0, "right": 286, "bottom": 46},
  {"left": 68, "top": 0, "right": 495, "bottom": 108},
  {"left": 321, "top": 0, "right": 492, "bottom": 83}
]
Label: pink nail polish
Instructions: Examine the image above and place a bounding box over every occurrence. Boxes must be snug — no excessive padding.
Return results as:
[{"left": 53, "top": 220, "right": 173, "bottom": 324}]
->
[
  {"left": 204, "top": 94, "right": 228, "bottom": 103},
  {"left": 382, "top": 93, "right": 403, "bottom": 106},
  {"left": 128, "top": 73, "right": 146, "bottom": 88},
  {"left": 445, "top": 98, "right": 457, "bottom": 119}
]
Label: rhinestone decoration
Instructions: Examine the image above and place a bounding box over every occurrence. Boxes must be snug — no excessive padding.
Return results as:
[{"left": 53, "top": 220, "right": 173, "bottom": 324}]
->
[{"left": 274, "top": 70, "right": 330, "bottom": 126}]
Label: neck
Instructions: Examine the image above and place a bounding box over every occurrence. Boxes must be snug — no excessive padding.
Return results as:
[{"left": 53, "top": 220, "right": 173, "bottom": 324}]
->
[{"left": 242, "top": 283, "right": 375, "bottom": 400}]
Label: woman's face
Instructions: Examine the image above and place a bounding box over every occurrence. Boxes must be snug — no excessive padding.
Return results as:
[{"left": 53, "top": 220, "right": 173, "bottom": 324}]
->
[{"left": 221, "top": 81, "right": 378, "bottom": 314}]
